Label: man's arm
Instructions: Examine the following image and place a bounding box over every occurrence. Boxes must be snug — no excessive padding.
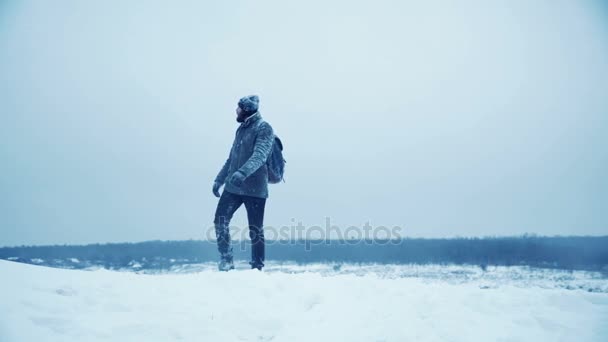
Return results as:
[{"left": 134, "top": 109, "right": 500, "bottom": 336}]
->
[
  {"left": 215, "top": 152, "right": 232, "bottom": 185},
  {"left": 238, "top": 122, "right": 274, "bottom": 178},
  {"left": 215, "top": 131, "right": 237, "bottom": 185}
]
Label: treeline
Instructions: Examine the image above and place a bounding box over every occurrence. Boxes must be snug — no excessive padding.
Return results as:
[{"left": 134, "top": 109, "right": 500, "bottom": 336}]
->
[{"left": 1, "top": 236, "right": 607, "bottom": 271}]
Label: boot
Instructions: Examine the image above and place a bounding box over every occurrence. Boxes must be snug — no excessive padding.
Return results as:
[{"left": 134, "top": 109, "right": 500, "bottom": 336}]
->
[
  {"left": 249, "top": 260, "right": 264, "bottom": 271},
  {"left": 218, "top": 255, "right": 235, "bottom": 272}
]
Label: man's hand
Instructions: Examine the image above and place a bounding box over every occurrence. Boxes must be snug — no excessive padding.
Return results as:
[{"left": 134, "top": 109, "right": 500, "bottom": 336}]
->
[
  {"left": 228, "top": 171, "right": 246, "bottom": 187},
  {"left": 212, "top": 181, "right": 222, "bottom": 198}
]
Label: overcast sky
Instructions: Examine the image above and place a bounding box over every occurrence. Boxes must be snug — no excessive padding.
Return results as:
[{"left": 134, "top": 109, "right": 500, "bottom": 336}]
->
[{"left": 1, "top": 0, "right": 607, "bottom": 246}]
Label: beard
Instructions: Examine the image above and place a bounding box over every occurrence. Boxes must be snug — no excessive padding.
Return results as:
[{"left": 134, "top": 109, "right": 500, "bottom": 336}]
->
[{"left": 236, "top": 111, "right": 252, "bottom": 123}]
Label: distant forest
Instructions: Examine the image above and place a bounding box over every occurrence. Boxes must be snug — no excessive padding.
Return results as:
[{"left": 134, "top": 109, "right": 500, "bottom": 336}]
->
[{"left": 1, "top": 236, "right": 607, "bottom": 272}]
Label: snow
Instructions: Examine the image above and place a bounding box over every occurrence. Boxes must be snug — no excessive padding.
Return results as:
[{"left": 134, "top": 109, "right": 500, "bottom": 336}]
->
[
  {"left": 1, "top": 260, "right": 607, "bottom": 342},
  {"left": 147, "top": 262, "right": 608, "bottom": 293}
]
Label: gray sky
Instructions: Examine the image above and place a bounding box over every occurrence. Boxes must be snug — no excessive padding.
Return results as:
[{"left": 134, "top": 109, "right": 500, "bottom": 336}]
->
[{"left": 1, "top": 0, "right": 607, "bottom": 246}]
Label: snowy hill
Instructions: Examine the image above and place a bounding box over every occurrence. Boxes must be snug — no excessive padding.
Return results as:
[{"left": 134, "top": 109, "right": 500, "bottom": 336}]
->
[{"left": 1, "top": 260, "right": 607, "bottom": 341}]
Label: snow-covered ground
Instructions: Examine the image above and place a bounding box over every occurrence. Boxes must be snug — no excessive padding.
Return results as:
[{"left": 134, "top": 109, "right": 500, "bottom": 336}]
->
[
  {"left": 150, "top": 262, "right": 608, "bottom": 293},
  {"left": 1, "top": 260, "right": 607, "bottom": 342}
]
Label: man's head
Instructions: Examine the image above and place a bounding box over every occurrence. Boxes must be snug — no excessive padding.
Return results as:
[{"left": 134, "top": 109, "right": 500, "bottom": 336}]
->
[{"left": 236, "top": 95, "right": 260, "bottom": 122}]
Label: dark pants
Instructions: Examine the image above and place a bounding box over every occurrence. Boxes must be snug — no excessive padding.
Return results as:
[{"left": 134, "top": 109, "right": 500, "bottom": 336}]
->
[{"left": 214, "top": 190, "right": 266, "bottom": 267}]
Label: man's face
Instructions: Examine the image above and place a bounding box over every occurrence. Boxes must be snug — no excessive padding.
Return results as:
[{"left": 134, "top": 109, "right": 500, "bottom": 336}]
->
[{"left": 236, "top": 106, "right": 246, "bottom": 123}]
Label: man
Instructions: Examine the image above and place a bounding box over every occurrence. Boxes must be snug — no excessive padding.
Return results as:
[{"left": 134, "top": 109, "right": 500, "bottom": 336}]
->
[{"left": 212, "top": 95, "right": 275, "bottom": 271}]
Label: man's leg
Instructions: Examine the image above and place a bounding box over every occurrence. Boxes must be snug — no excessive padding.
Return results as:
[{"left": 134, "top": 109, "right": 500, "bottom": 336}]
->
[
  {"left": 213, "top": 191, "right": 243, "bottom": 268},
  {"left": 243, "top": 195, "right": 267, "bottom": 270}
]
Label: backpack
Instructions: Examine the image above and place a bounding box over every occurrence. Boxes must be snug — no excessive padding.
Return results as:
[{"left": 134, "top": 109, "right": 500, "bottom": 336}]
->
[{"left": 267, "top": 136, "right": 286, "bottom": 184}]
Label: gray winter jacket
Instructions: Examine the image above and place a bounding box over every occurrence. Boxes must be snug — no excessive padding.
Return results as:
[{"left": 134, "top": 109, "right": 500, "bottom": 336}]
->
[{"left": 215, "top": 112, "right": 275, "bottom": 198}]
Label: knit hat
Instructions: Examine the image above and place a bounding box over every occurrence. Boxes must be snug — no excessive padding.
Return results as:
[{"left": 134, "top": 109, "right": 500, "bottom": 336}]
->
[{"left": 238, "top": 95, "right": 260, "bottom": 114}]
